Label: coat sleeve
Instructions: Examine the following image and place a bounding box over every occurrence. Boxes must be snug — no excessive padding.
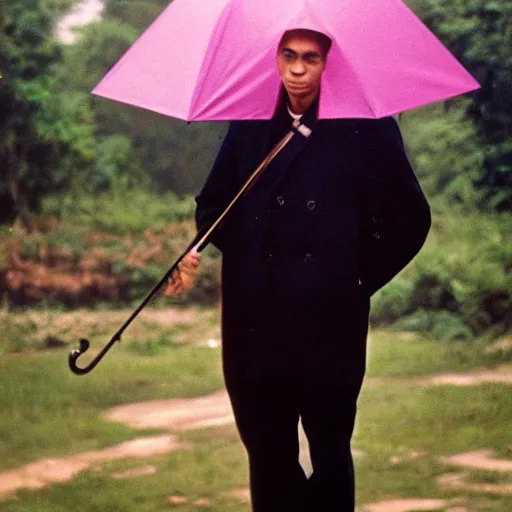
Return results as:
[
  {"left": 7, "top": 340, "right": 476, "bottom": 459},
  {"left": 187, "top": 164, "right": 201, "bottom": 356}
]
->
[
  {"left": 195, "top": 123, "right": 239, "bottom": 252},
  {"left": 357, "top": 117, "right": 431, "bottom": 296}
]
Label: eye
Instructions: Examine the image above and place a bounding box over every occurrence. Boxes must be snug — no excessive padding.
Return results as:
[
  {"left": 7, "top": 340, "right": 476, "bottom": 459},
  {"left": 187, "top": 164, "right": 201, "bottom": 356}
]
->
[
  {"left": 282, "top": 50, "right": 295, "bottom": 61},
  {"left": 304, "top": 53, "right": 320, "bottom": 63}
]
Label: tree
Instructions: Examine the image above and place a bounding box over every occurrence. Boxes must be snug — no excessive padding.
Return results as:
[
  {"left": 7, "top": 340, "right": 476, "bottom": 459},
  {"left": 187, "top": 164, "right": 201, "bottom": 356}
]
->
[
  {"left": 411, "top": 0, "right": 512, "bottom": 209},
  {"left": 0, "top": 0, "right": 96, "bottom": 220},
  {"left": 104, "top": 0, "right": 170, "bottom": 33}
]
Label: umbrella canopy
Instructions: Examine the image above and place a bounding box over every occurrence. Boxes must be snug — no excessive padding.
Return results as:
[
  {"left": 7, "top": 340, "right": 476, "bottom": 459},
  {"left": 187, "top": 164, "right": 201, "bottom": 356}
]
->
[{"left": 92, "top": 0, "right": 480, "bottom": 120}]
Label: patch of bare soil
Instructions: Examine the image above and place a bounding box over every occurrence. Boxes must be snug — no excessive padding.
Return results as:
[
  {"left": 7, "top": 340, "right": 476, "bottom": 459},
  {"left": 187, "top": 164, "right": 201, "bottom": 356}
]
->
[
  {"left": 437, "top": 450, "right": 512, "bottom": 496},
  {"left": 105, "top": 391, "right": 234, "bottom": 432},
  {"left": 0, "top": 435, "right": 187, "bottom": 500},
  {"left": 438, "top": 472, "right": 512, "bottom": 495},
  {"left": 440, "top": 449, "right": 512, "bottom": 472},
  {"left": 361, "top": 498, "right": 448, "bottom": 512},
  {"left": 106, "top": 391, "right": 347, "bottom": 483},
  {"left": 427, "top": 366, "right": 512, "bottom": 386},
  {"left": 167, "top": 496, "right": 210, "bottom": 507},
  {"left": 111, "top": 465, "right": 157, "bottom": 479},
  {"left": 229, "top": 487, "right": 251, "bottom": 503},
  {"left": 370, "top": 366, "right": 512, "bottom": 388}
]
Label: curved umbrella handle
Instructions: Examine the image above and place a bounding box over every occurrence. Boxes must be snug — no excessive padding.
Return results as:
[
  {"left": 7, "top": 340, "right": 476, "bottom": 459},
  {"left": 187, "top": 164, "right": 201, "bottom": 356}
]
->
[
  {"left": 68, "top": 337, "right": 118, "bottom": 375},
  {"left": 68, "top": 251, "right": 187, "bottom": 375}
]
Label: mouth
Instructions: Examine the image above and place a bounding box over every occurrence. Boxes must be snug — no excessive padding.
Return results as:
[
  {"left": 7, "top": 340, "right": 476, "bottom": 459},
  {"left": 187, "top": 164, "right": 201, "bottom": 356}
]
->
[{"left": 286, "top": 81, "right": 308, "bottom": 90}]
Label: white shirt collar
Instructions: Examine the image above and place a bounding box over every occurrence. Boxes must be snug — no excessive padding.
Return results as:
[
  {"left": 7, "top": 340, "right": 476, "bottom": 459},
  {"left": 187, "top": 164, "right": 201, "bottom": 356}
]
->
[{"left": 287, "top": 105, "right": 303, "bottom": 121}]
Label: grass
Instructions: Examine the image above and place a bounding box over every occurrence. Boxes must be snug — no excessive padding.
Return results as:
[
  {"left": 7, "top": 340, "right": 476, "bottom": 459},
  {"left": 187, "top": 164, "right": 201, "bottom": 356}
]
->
[
  {"left": 0, "top": 442, "right": 250, "bottom": 512},
  {"left": 0, "top": 310, "right": 224, "bottom": 470},
  {"left": 0, "top": 307, "right": 216, "bottom": 354},
  {"left": 1, "top": 307, "right": 512, "bottom": 511},
  {"left": 366, "top": 329, "right": 512, "bottom": 377}
]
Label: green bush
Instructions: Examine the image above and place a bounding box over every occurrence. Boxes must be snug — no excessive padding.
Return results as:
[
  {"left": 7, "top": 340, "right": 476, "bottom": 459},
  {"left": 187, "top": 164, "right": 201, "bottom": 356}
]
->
[
  {"left": 43, "top": 188, "right": 196, "bottom": 235},
  {"left": 112, "top": 261, "right": 162, "bottom": 302},
  {"left": 370, "top": 279, "right": 414, "bottom": 324},
  {"left": 394, "top": 309, "right": 473, "bottom": 341},
  {"left": 372, "top": 211, "right": 512, "bottom": 339}
]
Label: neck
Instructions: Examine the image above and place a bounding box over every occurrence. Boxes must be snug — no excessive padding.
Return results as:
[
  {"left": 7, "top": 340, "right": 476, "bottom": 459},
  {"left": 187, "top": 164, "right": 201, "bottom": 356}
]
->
[{"left": 287, "top": 90, "right": 319, "bottom": 115}]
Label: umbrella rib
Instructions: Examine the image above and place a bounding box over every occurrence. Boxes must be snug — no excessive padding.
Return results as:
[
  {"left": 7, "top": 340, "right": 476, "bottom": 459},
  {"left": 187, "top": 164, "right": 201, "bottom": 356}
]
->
[
  {"left": 188, "top": 1, "right": 234, "bottom": 120},
  {"left": 341, "top": 52, "right": 378, "bottom": 118}
]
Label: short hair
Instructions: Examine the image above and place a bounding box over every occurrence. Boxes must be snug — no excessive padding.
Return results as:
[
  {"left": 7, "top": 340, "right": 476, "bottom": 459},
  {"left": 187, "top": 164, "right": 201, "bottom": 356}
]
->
[{"left": 278, "top": 29, "right": 332, "bottom": 58}]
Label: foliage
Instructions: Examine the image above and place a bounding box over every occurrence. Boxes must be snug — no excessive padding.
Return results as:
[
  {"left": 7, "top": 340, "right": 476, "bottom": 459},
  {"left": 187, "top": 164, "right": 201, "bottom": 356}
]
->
[
  {"left": 409, "top": 0, "right": 512, "bottom": 210},
  {"left": 39, "top": 188, "right": 220, "bottom": 307},
  {"left": 45, "top": 188, "right": 196, "bottom": 234},
  {"left": 57, "top": 19, "right": 138, "bottom": 92},
  {"left": 2, "top": 0, "right": 510, "bottom": 220},
  {"left": 0, "top": 0, "right": 96, "bottom": 218},
  {"left": 371, "top": 211, "right": 512, "bottom": 339},
  {"left": 393, "top": 309, "right": 473, "bottom": 341},
  {"left": 41, "top": 0, "right": 75, "bottom": 20},
  {"left": 104, "top": 0, "right": 170, "bottom": 33},
  {"left": 401, "top": 102, "right": 488, "bottom": 211},
  {"left": 90, "top": 134, "right": 148, "bottom": 191}
]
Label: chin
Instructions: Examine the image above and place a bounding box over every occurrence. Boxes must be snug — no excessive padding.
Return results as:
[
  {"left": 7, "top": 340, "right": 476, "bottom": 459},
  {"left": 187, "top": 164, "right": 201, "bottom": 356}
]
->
[{"left": 287, "top": 89, "right": 311, "bottom": 99}]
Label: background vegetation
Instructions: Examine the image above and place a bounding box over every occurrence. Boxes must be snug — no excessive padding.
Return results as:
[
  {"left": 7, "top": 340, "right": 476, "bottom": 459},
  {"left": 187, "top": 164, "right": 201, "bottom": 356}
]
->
[{"left": 1, "top": 0, "right": 511, "bottom": 341}]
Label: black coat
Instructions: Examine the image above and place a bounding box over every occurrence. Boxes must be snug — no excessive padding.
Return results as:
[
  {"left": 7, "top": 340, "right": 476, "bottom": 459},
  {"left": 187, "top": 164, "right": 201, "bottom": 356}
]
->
[{"left": 195, "top": 103, "right": 431, "bottom": 389}]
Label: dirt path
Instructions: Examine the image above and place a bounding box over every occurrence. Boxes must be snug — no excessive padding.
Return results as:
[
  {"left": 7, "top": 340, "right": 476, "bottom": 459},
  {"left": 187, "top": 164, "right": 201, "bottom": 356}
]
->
[
  {"left": 435, "top": 450, "right": 512, "bottom": 496},
  {"left": 438, "top": 472, "right": 512, "bottom": 496},
  {"left": 426, "top": 366, "right": 512, "bottom": 386},
  {"left": 0, "top": 435, "right": 185, "bottom": 499},
  {"left": 441, "top": 449, "right": 512, "bottom": 472},
  {"left": 360, "top": 499, "right": 449, "bottom": 512},
  {"left": 105, "top": 390, "right": 234, "bottom": 432},
  {"left": 371, "top": 365, "right": 512, "bottom": 387},
  {"left": 2, "top": 366, "right": 511, "bottom": 504},
  {"left": 0, "top": 392, "right": 235, "bottom": 501}
]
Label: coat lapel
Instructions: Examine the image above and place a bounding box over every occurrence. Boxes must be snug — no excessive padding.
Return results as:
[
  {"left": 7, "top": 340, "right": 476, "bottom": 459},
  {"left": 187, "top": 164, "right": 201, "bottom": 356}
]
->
[{"left": 253, "top": 98, "right": 319, "bottom": 196}]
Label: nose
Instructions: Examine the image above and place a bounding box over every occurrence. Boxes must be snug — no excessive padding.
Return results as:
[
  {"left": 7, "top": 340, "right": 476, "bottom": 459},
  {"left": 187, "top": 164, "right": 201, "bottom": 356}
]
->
[{"left": 290, "top": 60, "right": 306, "bottom": 76}]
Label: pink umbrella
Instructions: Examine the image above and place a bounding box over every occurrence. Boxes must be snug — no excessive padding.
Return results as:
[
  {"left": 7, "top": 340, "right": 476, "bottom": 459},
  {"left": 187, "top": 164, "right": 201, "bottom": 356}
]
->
[{"left": 92, "top": 0, "right": 479, "bottom": 121}]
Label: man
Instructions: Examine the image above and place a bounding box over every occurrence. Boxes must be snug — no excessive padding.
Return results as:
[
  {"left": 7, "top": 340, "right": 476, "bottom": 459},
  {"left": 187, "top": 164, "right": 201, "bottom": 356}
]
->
[{"left": 166, "top": 28, "right": 430, "bottom": 511}]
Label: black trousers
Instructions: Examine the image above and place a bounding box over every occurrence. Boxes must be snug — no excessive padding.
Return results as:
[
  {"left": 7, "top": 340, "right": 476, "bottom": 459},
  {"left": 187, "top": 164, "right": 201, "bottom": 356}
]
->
[
  {"left": 223, "top": 289, "right": 369, "bottom": 511},
  {"left": 228, "top": 375, "right": 362, "bottom": 512}
]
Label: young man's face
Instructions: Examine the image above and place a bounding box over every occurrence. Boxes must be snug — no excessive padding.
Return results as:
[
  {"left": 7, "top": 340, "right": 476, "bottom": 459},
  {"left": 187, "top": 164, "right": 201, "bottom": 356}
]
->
[{"left": 276, "top": 31, "right": 327, "bottom": 102}]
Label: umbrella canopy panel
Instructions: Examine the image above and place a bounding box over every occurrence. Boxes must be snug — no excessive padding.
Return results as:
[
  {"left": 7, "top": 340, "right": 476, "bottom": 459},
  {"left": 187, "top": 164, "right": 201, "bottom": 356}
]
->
[{"left": 93, "top": 0, "right": 480, "bottom": 121}]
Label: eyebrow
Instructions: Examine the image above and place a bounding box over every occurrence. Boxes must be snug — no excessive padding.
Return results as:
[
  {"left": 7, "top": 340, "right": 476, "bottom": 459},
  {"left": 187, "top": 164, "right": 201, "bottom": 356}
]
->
[{"left": 281, "top": 47, "right": 322, "bottom": 59}]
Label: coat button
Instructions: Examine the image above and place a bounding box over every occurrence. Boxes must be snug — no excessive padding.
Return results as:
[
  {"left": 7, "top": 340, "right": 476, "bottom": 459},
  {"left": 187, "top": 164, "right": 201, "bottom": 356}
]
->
[
  {"left": 277, "top": 196, "right": 285, "bottom": 206},
  {"left": 307, "top": 200, "right": 316, "bottom": 211},
  {"left": 304, "top": 253, "right": 312, "bottom": 263}
]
